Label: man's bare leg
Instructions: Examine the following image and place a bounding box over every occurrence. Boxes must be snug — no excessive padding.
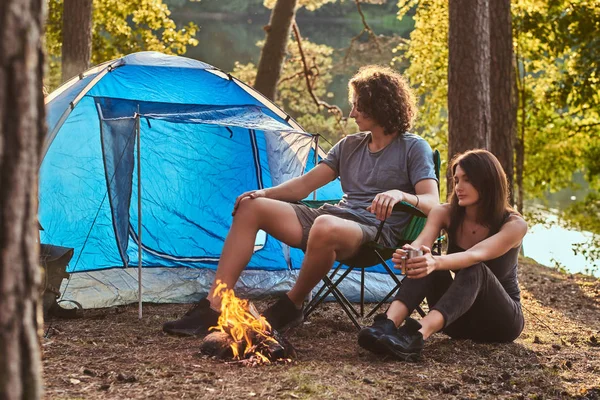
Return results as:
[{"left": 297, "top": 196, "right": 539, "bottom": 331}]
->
[
  {"left": 287, "top": 215, "right": 365, "bottom": 307},
  {"left": 207, "top": 197, "right": 303, "bottom": 309}
]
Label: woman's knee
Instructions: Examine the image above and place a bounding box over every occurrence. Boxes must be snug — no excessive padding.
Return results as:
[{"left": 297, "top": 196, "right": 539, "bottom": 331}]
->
[{"left": 457, "top": 262, "right": 489, "bottom": 278}]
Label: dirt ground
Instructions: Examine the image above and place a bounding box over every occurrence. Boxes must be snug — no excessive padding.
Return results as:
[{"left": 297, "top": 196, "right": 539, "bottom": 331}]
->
[{"left": 42, "top": 258, "right": 600, "bottom": 399}]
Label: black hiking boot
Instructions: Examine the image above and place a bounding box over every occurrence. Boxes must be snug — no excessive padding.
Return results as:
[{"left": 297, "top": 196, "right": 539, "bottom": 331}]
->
[
  {"left": 358, "top": 313, "right": 398, "bottom": 355},
  {"left": 262, "top": 294, "right": 304, "bottom": 333},
  {"left": 378, "top": 317, "right": 424, "bottom": 362},
  {"left": 162, "top": 298, "right": 220, "bottom": 337}
]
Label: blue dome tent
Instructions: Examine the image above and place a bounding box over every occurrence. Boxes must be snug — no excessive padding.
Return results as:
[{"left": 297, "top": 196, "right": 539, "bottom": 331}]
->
[{"left": 41, "top": 52, "right": 396, "bottom": 309}]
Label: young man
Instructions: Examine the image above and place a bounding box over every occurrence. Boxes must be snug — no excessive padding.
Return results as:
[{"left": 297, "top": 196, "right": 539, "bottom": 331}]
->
[{"left": 163, "top": 65, "right": 439, "bottom": 336}]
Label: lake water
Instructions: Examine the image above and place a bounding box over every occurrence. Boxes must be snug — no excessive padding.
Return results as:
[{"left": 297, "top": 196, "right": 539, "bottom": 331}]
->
[
  {"left": 170, "top": 9, "right": 598, "bottom": 278},
  {"left": 523, "top": 219, "right": 597, "bottom": 277}
]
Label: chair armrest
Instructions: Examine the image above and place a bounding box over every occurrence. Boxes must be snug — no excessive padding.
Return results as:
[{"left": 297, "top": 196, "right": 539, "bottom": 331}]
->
[
  {"left": 392, "top": 201, "right": 426, "bottom": 218},
  {"left": 299, "top": 199, "right": 337, "bottom": 209}
]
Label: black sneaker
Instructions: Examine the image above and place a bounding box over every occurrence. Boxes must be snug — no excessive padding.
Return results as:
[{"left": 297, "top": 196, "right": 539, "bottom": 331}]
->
[
  {"left": 358, "top": 313, "right": 398, "bottom": 355},
  {"left": 378, "top": 317, "right": 424, "bottom": 361},
  {"left": 262, "top": 294, "right": 304, "bottom": 333},
  {"left": 162, "top": 298, "right": 220, "bottom": 337}
]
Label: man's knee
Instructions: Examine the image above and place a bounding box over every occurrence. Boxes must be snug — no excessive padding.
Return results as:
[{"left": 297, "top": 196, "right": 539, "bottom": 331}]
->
[
  {"left": 307, "top": 215, "right": 353, "bottom": 248},
  {"left": 233, "top": 197, "right": 271, "bottom": 225}
]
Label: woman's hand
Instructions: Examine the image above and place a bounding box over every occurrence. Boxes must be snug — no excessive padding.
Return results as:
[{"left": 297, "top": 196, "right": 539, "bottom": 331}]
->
[
  {"left": 367, "top": 190, "right": 404, "bottom": 221},
  {"left": 392, "top": 244, "right": 417, "bottom": 274},
  {"left": 232, "top": 189, "right": 267, "bottom": 216},
  {"left": 393, "top": 245, "right": 438, "bottom": 279}
]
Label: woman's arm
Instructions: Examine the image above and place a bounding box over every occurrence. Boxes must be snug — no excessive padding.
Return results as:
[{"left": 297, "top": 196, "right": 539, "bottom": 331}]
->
[
  {"left": 402, "top": 215, "right": 528, "bottom": 279},
  {"left": 434, "top": 215, "right": 527, "bottom": 270},
  {"left": 409, "top": 204, "right": 450, "bottom": 249}
]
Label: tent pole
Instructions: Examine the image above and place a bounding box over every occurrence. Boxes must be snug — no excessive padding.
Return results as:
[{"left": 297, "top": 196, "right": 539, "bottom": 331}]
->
[
  {"left": 312, "top": 135, "right": 319, "bottom": 201},
  {"left": 136, "top": 108, "right": 143, "bottom": 319}
]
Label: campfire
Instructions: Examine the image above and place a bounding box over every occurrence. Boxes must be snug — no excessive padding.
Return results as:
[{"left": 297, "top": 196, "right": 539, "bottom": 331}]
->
[{"left": 199, "top": 281, "right": 295, "bottom": 365}]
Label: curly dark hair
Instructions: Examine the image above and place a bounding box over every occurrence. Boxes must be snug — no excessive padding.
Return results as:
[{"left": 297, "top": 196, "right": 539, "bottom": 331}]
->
[{"left": 348, "top": 65, "right": 417, "bottom": 135}]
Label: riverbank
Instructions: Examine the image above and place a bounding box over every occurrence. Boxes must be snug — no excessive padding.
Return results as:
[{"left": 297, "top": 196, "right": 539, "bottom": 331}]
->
[{"left": 42, "top": 257, "right": 599, "bottom": 399}]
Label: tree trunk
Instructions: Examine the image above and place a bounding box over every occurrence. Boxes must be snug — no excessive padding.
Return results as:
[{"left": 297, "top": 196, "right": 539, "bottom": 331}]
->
[
  {"left": 0, "top": 0, "right": 46, "bottom": 398},
  {"left": 254, "top": 0, "right": 298, "bottom": 101},
  {"left": 447, "top": 0, "right": 491, "bottom": 196},
  {"left": 515, "top": 63, "right": 526, "bottom": 214},
  {"left": 61, "top": 0, "right": 93, "bottom": 82},
  {"left": 489, "top": 0, "right": 516, "bottom": 206}
]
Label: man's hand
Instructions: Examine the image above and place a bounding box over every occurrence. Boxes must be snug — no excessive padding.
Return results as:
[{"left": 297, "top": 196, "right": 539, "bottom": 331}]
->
[
  {"left": 367, "top": 190, "right": 404, "bottom": 221},
  {"left": 232, "top": 189, "right": 267, "bottom": 216}
]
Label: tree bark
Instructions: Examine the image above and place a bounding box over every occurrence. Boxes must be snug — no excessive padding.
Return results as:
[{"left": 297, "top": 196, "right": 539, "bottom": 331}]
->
[
  {"left": 61, "top": 0, "right": 93, "bottom": 82},
  {"left": 447, "top": 0, "right": 491, "bottom": 196},
  {"left": 0, "top": 0, "right": 46, "bottom": 398},
  {"left": 489, "top": 0, "right": 516, "bottom": 206},
  {"left": 254, "top": 0, "right": 298, "bottom": 101}
]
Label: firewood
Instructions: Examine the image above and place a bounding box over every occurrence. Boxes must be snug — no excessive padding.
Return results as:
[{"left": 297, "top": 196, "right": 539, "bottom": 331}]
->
[{"left": 199, "top": 331, "right": 234, "bottom": 359}]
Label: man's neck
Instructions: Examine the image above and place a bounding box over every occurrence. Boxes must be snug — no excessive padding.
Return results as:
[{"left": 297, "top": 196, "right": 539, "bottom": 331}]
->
[{"left": 369, "top": 127, "right": 399, "bottom": 152}]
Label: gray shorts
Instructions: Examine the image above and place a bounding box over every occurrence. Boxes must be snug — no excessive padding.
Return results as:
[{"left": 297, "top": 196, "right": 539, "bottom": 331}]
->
[{"left": 289, "top": 203, "right": 379, "bottom": 251}]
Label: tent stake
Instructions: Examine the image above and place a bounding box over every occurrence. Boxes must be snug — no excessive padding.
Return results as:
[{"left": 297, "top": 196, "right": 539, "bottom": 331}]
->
[{"left": 136, "top": 108, "right": 143, "bottom": 319}]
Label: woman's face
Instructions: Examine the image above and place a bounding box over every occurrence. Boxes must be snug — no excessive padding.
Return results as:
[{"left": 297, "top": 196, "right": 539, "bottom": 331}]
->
[
  {"left": 349, "top": 92, "right": 377, "bottom": 132},
  {"left": 453, "top": 165, "right": 480, "bottom": 207}
]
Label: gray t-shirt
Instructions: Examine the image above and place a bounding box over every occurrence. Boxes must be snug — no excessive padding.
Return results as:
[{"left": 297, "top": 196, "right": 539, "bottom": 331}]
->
[{"left": 320, "top": 132, "right": 437, "bottom": 247}]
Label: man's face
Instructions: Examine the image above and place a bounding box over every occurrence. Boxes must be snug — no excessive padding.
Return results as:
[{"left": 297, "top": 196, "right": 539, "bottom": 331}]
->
[{"left": 349, "top": 92, "right": 377, "bottom": 132}]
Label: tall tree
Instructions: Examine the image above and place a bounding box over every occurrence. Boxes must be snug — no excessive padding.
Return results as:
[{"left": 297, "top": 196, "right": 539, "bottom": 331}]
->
[
  {"left": 254, "top": 0, "right": 298, "bottom": 100},
  {"left": 447, "top": 0, "right": 491, "bottom": 195},
  {"left": 0, "top": 0, "right": 46, "bottom": 398},
  {"left": 61, "top": 0, "right": 93, "bottom": 82},
  {"left": 489, "top": 0, "right": 516, "bottom": 205}
]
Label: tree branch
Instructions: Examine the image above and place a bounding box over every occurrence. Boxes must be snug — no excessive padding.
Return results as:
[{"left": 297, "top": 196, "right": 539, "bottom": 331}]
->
[
  {"left": 291, "top": 22, "right": 345, "bottom": 127},
  {"left": 344, "top": 0, "right": 382, "bottom": 64}
]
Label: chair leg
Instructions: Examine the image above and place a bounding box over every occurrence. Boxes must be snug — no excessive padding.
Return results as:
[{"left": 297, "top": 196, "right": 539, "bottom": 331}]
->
[
  {"left": 324, "top": 281, "right": 362, "bottom": 330},
  {"left": 305, "top": 274, "right": 362, "bottom": 330},
  {"left": 304, "top": 265, "right": 359, "bottom": 319},
  {"left": 305, "top": 262, "right": 344, "bottom": 314},
  {"left": 368, "top": 249, "right": 427, "bottom": 318},
  {"left": 322, "top": 274, "right": 360, "bottom": 318},
  {"left": 360, "top": 268, "right": 365, "bottom": 317},
  {"left": 365, "top": 284, "right": 398, "bottom": 318}
]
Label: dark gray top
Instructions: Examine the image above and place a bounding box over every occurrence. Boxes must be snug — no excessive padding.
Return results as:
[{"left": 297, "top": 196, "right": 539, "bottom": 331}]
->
[
  {"left": 320, "top": 132, "right": 437, "bottom": 247},
  {"left": 448, "top": 214, "right": 522, "bottom": 302}
]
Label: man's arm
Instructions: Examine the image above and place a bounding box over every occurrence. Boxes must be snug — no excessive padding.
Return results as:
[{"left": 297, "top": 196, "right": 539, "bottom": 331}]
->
[
  {"left": 408, "top": 178, "right": 439, "bottom": 215},
  {"left": 264, "top": 163, "right": 337, "bottom": 201},
  {"left": 369, "top": 178, "right": 439, "bottom": 221},
  {"left": 232, "top": 163, "right": 336, "bottom": 214}
]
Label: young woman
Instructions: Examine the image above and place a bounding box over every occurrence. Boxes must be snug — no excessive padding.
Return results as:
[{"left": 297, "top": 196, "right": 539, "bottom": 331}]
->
[{"left": 358, "top": 149, "right": 527, "bottom": 361}]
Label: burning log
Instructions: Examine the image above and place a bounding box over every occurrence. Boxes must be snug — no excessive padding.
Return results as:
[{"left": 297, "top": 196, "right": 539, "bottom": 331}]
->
[{"left": 199, "top": 282, "right": 295, "bottom": 364}]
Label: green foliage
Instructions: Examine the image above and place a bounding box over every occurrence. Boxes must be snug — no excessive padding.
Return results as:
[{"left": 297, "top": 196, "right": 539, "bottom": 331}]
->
[
  {"left": 45, "top": 0, "right": 199, "bottom": 90},
  {"left": 514, "top": 0, "right": 600, "bottom": 199},
  {"left": 233, "top": 38, "right": 352, "bottom": 149},
  {"left": 394, "top": 0, "right": 449, "bottom": 190},
  {"left": 394, "top": 0, "right": 600, "bottom": 267}
]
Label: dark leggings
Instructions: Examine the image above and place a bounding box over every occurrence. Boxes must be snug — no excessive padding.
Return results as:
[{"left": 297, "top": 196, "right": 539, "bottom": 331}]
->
[{"left": 394, "top": 263, "right": 524, "bottom": 342}]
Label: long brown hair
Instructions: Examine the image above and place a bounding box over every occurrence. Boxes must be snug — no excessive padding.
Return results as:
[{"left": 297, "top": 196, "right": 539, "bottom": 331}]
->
[{"left": 448, "top": 149, "right": 515, "bottom": 236}]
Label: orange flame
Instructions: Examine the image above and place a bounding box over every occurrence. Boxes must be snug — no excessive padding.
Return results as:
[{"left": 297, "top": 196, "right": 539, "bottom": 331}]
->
[{"left": 210, "top": 281, "right": 278, "bottom": 361}]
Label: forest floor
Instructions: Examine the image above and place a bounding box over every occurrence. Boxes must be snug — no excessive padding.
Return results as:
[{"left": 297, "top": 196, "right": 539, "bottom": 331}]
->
[{"left": 42, "top": 257, "right": 600, "bottom": 399}]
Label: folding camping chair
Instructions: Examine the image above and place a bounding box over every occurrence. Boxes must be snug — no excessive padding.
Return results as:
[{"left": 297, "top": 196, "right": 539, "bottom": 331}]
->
[{"left": 302, "top": 149, "right": 442, "bottom": 330}]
